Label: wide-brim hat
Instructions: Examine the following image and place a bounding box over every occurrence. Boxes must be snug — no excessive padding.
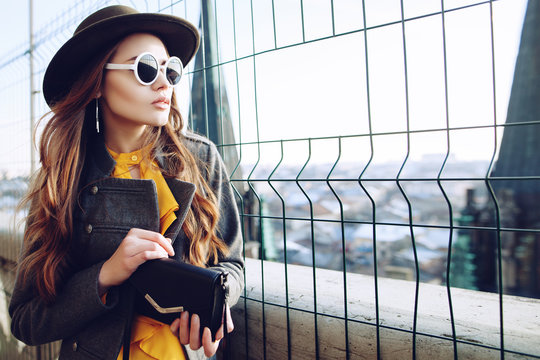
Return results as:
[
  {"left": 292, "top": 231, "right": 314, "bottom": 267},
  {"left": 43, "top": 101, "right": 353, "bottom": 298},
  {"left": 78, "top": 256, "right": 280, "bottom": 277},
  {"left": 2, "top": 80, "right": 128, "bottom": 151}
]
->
[{"left": 43, "top": 5, "right": 200, "bottom": 107}]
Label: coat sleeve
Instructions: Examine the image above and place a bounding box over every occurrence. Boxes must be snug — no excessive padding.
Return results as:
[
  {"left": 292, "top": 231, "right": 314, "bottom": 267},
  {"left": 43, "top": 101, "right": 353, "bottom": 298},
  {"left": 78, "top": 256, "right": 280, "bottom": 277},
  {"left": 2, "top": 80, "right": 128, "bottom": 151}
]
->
[
  {"left": 9, "top": 246, "right": 121, "bottom": 346},
  {"left": 201, "top": 140, "right": 245, "bottom": 307}
]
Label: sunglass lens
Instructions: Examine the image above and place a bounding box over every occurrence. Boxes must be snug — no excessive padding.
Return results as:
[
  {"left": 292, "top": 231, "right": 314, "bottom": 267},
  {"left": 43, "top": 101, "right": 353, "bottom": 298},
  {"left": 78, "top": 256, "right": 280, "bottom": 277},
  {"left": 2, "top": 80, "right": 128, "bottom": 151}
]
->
[
  {"left": 137, "top": 54, "right": 158, "bottom": 84},
  {"left": 166, "top": 58, "right": 183, "bottom": 85}
]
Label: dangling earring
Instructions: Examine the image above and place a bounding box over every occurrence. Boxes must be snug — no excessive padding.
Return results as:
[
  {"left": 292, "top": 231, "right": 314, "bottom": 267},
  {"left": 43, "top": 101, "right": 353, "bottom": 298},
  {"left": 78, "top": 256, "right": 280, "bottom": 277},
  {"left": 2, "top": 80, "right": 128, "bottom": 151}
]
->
[{"left": 95, "top": 98, "right": 100, "bottom": 134}]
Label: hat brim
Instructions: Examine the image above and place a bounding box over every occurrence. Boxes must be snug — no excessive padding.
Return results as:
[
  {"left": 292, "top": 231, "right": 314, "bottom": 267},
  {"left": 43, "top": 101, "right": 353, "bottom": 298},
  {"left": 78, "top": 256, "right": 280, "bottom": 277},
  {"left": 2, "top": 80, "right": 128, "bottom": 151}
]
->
[{"left": 43, "top": 13, "right": 199, "bottom": 107}]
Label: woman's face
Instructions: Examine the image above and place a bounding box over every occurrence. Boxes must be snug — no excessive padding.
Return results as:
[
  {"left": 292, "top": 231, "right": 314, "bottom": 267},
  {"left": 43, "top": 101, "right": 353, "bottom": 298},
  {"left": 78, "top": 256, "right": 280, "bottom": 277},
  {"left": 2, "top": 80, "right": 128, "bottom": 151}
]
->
[{"left": 100, "top": 33, "right": 174, "bottom": 132}]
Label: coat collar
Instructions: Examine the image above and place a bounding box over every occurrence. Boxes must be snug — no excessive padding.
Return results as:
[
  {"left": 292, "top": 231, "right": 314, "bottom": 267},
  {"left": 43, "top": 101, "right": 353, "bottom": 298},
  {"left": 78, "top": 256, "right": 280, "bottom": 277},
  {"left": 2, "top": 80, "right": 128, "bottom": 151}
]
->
[{"left": 86, "top": 134, "right": 116, "bottom": 179}]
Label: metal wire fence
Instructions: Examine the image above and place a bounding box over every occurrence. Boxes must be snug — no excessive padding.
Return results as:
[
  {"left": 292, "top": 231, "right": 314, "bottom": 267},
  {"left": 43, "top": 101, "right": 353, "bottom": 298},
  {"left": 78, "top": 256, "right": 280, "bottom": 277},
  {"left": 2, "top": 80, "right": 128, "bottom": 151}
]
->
[{"left": 0, "top": 0, "right": 539, "bottom": 359}]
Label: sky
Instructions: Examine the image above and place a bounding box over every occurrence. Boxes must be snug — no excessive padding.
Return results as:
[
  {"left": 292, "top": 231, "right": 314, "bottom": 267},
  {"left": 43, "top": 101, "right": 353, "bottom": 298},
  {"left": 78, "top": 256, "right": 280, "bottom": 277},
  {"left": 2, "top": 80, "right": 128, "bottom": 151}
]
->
[
  {"left": 217, "top": 0, "right": 528, "bottom": 164},
  {"left": 0, "top": 0, "right": 529, "bottom": 176}
]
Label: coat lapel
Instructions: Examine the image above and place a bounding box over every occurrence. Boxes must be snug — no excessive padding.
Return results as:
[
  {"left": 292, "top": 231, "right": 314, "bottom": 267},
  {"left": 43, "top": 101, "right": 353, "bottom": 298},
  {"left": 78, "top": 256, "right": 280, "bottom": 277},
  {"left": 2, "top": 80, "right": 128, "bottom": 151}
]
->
[{"left": 163, "top": 178, "right": 196, "bottom": 242}]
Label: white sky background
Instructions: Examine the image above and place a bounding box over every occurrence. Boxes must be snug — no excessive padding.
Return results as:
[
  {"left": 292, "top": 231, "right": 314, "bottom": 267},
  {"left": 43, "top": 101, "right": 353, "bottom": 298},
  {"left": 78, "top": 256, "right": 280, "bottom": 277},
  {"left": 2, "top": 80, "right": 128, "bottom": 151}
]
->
[
  {"left": 0, "top": 0, "right": 529, "bottom": 176},
  {"left": 213, "top": 0, "right": 528, "bottom": 166}
]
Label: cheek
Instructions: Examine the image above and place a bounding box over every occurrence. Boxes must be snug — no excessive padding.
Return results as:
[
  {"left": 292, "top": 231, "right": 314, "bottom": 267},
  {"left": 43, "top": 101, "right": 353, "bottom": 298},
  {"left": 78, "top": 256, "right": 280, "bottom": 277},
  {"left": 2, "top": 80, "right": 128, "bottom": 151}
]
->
[{"left": 103, "top": 75, "right": 146, "bottom": 113}]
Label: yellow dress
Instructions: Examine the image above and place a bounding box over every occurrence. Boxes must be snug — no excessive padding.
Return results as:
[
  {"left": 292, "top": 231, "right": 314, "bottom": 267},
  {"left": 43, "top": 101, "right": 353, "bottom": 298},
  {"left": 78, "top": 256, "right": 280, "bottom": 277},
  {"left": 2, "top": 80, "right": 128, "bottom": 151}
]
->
[{"left": 108, "top": 145, "right": 186, "bottom": 360}]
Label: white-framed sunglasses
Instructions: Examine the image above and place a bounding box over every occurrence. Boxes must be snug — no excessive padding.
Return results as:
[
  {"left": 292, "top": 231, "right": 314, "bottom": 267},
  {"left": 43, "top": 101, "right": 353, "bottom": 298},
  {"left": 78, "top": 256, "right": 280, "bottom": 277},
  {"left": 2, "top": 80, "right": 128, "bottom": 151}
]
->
[{"left": 105, "top": 52, "right": 183, "bottom": 86}]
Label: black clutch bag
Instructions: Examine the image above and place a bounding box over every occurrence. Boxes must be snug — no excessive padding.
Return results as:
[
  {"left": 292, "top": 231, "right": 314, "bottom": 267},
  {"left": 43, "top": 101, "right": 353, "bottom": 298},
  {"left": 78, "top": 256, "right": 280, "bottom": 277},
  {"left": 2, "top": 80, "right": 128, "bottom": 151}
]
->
[{"left": 129, "top": 258, "right": 229, "bottom": 340}]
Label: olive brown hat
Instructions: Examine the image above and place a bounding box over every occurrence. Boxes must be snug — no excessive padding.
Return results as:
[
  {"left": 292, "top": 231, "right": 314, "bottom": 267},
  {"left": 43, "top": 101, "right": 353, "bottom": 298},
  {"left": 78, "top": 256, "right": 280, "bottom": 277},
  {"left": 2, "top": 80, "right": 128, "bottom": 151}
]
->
[{"left": 43, "top": 5, "right": 200, "bottom": 107}]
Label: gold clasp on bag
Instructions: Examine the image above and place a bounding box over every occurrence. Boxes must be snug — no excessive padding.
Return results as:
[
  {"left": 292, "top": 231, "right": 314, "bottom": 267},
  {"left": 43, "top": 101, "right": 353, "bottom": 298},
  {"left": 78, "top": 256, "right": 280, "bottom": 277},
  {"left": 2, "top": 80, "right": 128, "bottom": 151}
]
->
[{"left": 145, "top": 294, "right": 184, "bottom": 314}]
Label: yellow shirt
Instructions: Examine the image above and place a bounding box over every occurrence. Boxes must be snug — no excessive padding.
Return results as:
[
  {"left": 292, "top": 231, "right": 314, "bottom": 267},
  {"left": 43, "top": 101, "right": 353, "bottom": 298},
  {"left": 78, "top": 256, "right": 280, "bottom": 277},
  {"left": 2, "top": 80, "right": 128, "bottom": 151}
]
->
[{"left": 108, "top": 145, "right": 186, "bottom": 360}]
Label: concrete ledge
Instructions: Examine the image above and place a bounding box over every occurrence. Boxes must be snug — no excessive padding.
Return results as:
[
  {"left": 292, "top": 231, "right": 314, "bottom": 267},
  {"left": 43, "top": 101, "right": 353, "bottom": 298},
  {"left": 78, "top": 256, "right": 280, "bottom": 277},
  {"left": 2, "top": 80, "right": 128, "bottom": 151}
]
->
[
  {"left": 0, "top": 230, "right": 22, "bottom": 264},
  {"left": 229, "top": 258, "right": 540, "bottom": 359}
]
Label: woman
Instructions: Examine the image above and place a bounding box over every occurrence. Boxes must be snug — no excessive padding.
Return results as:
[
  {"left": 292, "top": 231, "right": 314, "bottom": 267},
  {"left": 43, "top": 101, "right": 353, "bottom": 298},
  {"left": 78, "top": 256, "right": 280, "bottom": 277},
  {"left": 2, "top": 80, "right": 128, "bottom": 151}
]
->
[{"left": 9, "top": 5, "right": 243, "bottom": 360}]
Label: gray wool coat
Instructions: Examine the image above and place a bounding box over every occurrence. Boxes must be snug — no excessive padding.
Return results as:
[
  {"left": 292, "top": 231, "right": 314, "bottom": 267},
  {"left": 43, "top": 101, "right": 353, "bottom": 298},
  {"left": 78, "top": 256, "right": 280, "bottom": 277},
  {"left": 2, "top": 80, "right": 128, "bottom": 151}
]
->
[{"left": 9, "top": 132, "right": 244, "bottom": 360}]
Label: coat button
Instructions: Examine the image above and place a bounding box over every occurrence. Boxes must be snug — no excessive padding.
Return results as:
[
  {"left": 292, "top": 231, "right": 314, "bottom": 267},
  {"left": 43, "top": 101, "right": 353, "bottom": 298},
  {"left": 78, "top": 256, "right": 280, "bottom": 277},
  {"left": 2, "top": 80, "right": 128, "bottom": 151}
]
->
[
  {"left": 72, "top": 341, "right": 78, "bottom": 351},
  {"left": 85, "top": 224, "right": 93, "bottom": 234},
  {"left": 90, "top": 185, "right": 98, "bottom": 195}
]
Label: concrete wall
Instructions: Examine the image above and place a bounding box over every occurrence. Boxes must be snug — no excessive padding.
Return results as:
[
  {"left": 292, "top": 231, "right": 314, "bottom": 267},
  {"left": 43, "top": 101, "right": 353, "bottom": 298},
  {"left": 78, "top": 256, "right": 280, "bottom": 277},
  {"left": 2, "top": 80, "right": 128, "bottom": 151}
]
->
[{"left": 228, "top": 258, "right": 540, "bottom": 359}]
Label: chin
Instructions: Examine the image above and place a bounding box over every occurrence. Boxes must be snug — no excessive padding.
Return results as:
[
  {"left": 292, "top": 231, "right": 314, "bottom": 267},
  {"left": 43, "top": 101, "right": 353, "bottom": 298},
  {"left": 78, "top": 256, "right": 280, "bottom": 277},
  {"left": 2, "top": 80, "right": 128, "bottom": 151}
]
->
[
  {"left": 156, "top": 117, "right": 170, "bottom": 127},
  {"left": 145, "top": 116, "right": 169, "bottom": 128}
]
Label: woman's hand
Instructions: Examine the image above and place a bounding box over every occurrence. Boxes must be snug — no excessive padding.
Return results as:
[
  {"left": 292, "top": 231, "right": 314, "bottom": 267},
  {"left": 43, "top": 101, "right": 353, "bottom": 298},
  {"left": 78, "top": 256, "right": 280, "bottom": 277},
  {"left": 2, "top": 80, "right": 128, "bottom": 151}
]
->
[
  {"left": 169, "top": 305, "right": 234, "bottom": 358},
  {"left": 98, "top": 228, "right": 174, "bottom": 295}
]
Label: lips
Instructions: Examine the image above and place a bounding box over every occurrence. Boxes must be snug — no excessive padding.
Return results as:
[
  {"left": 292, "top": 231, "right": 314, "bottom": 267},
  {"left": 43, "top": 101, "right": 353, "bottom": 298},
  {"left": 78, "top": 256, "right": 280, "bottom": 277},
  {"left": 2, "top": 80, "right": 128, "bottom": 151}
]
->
[
  {"left": 152, "top": 96, "right": 170, "bottom": 105},
  {"left": 152, "top": 96, "right": 170, "bottom": 110}
]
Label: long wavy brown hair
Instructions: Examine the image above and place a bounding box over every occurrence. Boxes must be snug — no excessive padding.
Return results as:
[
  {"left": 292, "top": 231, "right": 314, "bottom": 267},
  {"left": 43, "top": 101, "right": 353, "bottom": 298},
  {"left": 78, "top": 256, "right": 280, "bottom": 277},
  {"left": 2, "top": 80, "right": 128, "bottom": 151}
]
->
[{"left": 18, "top": 38, "right": 228, "bottom": 304}]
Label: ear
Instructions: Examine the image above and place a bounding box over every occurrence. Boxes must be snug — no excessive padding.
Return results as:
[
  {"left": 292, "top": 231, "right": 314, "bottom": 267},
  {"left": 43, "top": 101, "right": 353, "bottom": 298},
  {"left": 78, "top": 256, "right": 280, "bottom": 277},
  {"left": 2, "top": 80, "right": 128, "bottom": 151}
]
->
[{"left": 96, "top": 91, "right": 102, "bottom": 99}]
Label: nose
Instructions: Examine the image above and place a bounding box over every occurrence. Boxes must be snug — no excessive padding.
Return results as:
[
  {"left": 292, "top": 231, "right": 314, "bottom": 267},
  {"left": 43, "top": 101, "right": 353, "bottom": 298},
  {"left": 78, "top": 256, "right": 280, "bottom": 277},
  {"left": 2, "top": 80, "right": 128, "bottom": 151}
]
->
[{"left": 152, "top": 66, "right": 171, "bottom": 90}]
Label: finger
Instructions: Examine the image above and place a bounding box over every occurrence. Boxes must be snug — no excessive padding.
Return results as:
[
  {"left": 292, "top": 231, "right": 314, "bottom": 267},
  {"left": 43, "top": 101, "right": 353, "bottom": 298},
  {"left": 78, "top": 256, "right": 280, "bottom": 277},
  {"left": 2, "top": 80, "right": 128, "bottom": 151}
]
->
[
  {"left": 170, "top": 318, "right": 180, "bottom": 335},
  {"left": 129, "top": 228, "right": 175, "bottom": 256},
  {"left": 189, "top": 314, "right": 201, "bottom": 350},
  {"left": 106, "top": 242, "right": 166, "bottom": 281},
  {"left": 121, "top": 234, "right": 167, "bottom": 257},
  {"left": 150, "top": 235, "right": 175, "bottom": 257},
  {"left": 202, "top": 327, "right": 220, "bottom": 358},
  {"left": 179, "top": 311, "right": 190, "bottom": 345},
  {"left": 127, "top": 228, "right": 162, "bottom": 238},
  {"left": 145, "top": 232, "right": 175, "bottom": 257},
  {"left": 214, "top": 325, "right": 224, "bottom": 342},
  {"left": 128, "top": 240, "right": 167, "bottom": 256},
  {"left": 226, "top": 305, "right": 234, "bottom": 333},
  {"left": 120, "top": 250, "right": 167, "bottom": 273},
  {"left": 125, "top": 249, "right": 168, "bottom": 270},
  {"left": 133, "top": 246, "right": 169, "bottom": 263},
  {"left": 213, "top": 304, "right": 232, "bottom": 342}
]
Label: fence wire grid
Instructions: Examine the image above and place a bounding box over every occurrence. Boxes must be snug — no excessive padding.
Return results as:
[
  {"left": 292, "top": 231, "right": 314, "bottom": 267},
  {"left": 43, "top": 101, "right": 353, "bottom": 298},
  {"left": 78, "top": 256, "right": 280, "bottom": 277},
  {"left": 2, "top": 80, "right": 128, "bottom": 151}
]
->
[{"left": 0, "top": 0, "right": 539, "bottom": 359}]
